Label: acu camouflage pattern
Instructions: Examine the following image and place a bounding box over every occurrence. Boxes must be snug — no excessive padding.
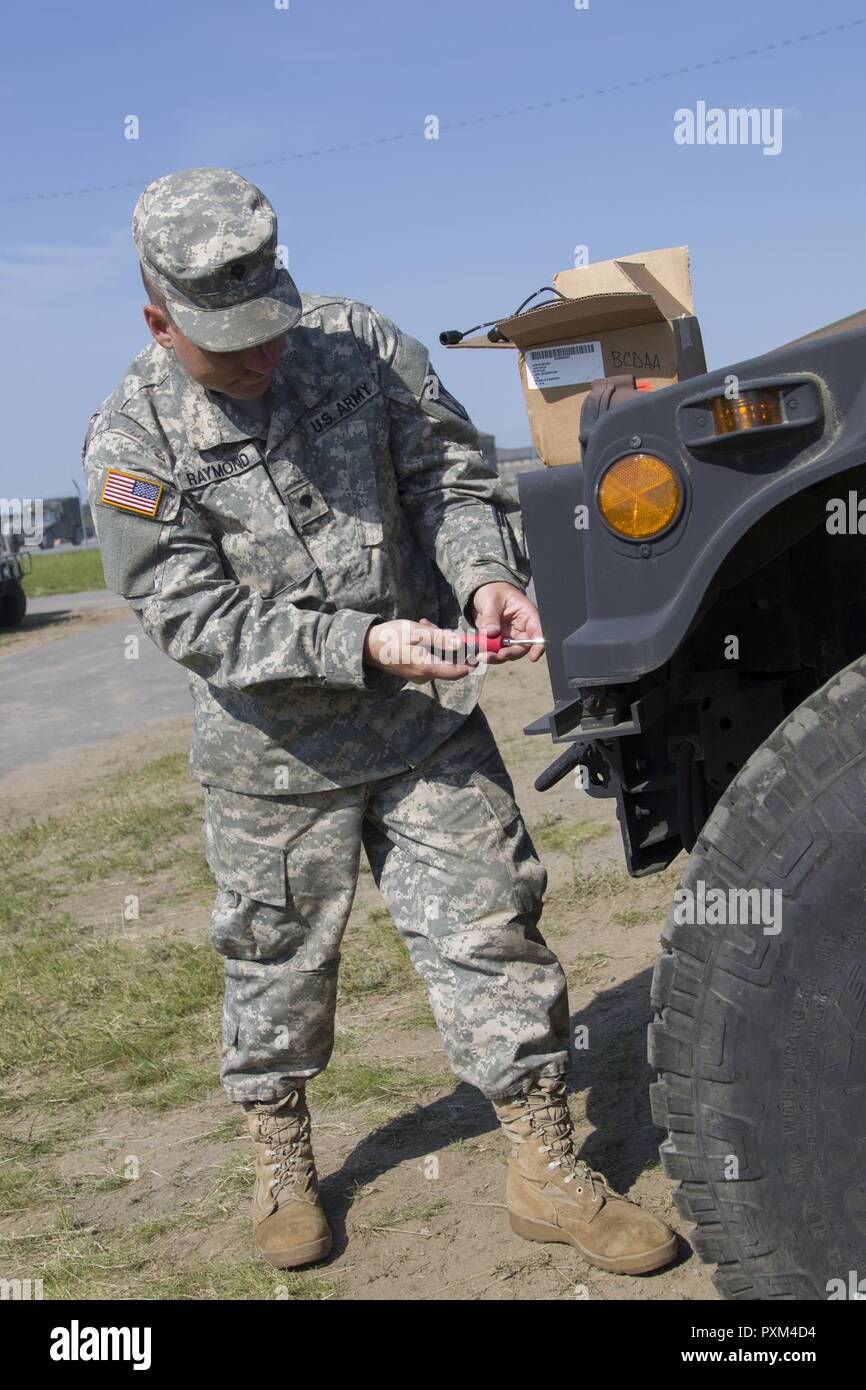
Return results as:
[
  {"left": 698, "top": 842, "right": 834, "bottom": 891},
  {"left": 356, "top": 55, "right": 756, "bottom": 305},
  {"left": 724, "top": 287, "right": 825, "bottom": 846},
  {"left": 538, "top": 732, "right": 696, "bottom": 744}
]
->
[
  {"left": 132, "top": 168, "right": 302, "bottom": 351},
  {"left": 83, "top": 269, "right": 566, "bottom": 1105},
  {"left": 205, "top": 709, "right": 570, "bottom": 1103},
  {"left": 82, "top": 292, "right": 529, "bottom": 795}
]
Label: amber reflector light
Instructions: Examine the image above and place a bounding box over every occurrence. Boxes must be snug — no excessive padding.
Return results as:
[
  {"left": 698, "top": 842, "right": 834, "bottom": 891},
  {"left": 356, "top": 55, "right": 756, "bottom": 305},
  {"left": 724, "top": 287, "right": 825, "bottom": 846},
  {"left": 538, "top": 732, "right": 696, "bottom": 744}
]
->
[{"left": 597, "top": 454, "right": 682, "bottom": 540}]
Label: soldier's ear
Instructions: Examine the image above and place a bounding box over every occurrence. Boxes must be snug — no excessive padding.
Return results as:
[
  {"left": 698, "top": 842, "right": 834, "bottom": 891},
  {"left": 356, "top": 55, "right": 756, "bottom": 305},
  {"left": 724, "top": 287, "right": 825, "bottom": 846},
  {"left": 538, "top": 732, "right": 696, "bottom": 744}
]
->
[{"left": 143, "top": 304, "right": 174, "bottom": 349}]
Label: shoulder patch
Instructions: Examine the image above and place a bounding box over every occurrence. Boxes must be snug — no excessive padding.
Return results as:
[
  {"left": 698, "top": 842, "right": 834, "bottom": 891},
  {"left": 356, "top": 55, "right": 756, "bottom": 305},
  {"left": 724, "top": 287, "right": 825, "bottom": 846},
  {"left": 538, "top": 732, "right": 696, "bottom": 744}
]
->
[
  {"left": 100, "top": 468, "right": 164, "bottom": 519},
  {"left": 390, "top": 332, "right": 430, "bottom": 401},
  {"left": 423, "top": 374, "right": 470, "bottom": 422}
]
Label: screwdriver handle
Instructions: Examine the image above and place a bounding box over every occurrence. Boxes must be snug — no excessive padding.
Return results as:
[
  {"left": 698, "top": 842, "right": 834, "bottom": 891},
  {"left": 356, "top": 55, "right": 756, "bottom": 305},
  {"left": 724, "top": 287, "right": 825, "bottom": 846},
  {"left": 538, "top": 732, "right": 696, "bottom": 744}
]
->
[{"left": 460, "top": 633, "right": 546, "bottom": 654}]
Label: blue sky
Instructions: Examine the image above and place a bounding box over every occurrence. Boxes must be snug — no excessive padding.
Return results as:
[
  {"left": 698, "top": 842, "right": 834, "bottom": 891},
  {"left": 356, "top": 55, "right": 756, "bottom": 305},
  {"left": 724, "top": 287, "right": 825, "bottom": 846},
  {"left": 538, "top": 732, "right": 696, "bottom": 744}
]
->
[{"left": 2, "top": 0, "right": 865, "bottom": 496}]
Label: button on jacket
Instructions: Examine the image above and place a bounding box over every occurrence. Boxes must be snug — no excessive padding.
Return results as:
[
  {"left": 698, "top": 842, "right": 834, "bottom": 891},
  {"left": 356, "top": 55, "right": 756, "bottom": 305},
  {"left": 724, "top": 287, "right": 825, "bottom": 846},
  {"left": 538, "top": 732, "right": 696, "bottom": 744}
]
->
[{"left": 82, "top": 293, "right": 530, "bottom": 793}]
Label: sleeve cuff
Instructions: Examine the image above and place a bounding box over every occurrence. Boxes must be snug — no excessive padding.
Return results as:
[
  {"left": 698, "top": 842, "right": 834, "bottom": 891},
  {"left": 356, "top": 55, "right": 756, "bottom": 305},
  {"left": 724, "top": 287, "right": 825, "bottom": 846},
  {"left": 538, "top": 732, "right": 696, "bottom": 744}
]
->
[
  {"left": 457, "top": 565, "right": 528, "bottom": 623},
  {"left": 323, "top": 608, "right": 380, "bottom": 689}
]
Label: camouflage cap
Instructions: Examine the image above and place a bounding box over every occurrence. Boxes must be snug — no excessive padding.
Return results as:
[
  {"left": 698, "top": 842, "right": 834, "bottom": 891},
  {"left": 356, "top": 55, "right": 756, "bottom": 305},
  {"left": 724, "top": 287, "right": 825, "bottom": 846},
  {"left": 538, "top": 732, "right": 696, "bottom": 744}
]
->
[{"left": 132, "top": 167, "right": 302, "bottom": 352}]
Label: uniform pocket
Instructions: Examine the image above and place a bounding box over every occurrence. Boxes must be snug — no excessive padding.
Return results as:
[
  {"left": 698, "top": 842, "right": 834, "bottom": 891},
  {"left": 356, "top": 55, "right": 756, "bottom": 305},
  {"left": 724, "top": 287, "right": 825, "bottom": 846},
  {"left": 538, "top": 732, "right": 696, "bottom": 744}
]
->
[
  {"left": 186, "top": 450, "right": 319, "bottom": 599},
  {"left": 219, "top": 526, "right": 318, "bottom": 597},
  {"left": 204, "top": 816, "right": 305, "bottom": 961},
  {"left": 470, "top": 768, "right": 547, "bottom": 920},
  {"left": 205, "top": 821, "right": 288, "bottom": 905}
]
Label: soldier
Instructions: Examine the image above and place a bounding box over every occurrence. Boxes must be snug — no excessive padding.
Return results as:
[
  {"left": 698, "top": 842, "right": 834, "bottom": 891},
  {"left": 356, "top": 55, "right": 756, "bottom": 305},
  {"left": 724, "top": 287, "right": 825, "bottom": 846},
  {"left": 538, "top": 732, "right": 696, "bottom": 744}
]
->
[{"left": 82, "top": 168, "right": 675, "bottom": 1277}]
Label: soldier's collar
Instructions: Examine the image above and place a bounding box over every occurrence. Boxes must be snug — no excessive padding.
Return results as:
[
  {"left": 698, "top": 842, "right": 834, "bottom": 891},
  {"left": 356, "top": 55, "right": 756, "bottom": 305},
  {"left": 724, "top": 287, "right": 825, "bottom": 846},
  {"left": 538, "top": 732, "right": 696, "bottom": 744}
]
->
[
  {"left": 171, "top": 343, "right": 329, "bottom": 453},
  {"left": 266, "top": 360, "right": 331, "bottom": 453}
]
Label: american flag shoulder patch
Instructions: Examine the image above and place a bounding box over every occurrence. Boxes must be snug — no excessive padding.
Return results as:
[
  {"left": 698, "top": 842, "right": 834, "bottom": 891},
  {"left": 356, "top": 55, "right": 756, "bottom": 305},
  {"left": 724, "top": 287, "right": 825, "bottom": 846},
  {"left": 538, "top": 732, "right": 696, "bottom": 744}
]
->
[{"left": 100, "top": 468, "right": 164, "bottom": 518}]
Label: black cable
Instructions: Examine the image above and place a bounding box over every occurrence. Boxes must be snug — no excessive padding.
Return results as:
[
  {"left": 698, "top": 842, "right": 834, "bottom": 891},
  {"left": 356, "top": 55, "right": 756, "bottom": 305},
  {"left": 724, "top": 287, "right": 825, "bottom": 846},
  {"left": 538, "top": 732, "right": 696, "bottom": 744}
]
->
[
  {"left": 440, "top": 286, "right": 570, "bottom": 345},
  {"left": 511, "top": 287, "right": 568, "bottom": 316}
]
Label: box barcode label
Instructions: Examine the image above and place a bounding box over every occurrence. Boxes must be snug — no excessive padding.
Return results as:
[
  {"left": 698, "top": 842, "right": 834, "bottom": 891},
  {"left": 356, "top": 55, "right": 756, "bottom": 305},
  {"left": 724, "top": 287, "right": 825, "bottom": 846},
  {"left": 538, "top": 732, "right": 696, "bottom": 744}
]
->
[
  {"left": 532, "top": 344, "right": 598, "bottom": 360},
  {"left": 525, "top": 339, "right": 604, "bottom": 389}
]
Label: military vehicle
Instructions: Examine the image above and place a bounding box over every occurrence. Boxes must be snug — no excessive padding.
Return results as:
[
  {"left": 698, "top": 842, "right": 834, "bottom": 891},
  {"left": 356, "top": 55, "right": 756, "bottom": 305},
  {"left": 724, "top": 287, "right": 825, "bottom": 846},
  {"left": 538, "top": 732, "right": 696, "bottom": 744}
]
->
[
  {"left": 0, "top": 532, "right": 29, "bottom": 627},
  {"left": 518, "top": 309, "right": 866, "bottom": 1301},
  {"left": 39, "top": 496, "right": 89, "bottom": 548}
]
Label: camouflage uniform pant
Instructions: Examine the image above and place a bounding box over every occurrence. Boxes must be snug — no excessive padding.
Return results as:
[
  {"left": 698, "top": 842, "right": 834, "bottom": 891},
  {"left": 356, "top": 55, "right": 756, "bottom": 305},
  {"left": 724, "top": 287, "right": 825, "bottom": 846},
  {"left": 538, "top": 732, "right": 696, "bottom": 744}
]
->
[{"left": 203, "top": 709, "right": 570, "bottom": 1104}]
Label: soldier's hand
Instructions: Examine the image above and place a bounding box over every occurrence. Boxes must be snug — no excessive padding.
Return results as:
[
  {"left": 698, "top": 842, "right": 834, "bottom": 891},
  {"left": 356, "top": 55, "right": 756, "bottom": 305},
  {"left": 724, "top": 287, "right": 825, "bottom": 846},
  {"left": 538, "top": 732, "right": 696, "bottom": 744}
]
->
[
  {"left": 363, "top": 619, "right": 473, "bottom": 683},
  {"left": 470, "top": 582, "right": 545, "bottom": 664}
]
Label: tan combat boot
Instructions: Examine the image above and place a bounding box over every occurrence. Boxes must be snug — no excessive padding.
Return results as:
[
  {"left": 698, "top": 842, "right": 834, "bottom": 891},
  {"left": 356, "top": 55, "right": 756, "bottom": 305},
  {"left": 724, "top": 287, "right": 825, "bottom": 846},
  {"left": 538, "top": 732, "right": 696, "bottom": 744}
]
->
[
  {"left": 495, "top": 1074, "right": 677, "bottom": 1275},
  {"left": 244, "top": 1088, "right": 332, "bottom": 1268}
]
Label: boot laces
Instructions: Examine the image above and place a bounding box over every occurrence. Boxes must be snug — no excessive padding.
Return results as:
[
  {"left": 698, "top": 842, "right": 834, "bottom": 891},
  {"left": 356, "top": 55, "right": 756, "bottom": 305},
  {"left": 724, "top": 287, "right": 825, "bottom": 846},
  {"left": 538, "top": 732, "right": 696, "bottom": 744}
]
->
[
  {"left": 258, "top": 1104, "right": 315, "bottom": 1200},
  {"left": 522, "top": 1087, "right": 610, "bottom": 1201}
]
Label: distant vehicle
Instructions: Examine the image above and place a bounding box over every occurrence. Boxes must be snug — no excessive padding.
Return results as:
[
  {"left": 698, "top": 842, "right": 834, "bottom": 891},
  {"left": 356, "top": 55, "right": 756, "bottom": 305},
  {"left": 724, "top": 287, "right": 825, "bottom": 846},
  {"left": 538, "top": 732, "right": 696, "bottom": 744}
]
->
[
  {"left": 38, "top": 496, "right": 92, "bottom": 548},
  {"left": 0, "top": 532, "right": 29, "bottom": 627}
]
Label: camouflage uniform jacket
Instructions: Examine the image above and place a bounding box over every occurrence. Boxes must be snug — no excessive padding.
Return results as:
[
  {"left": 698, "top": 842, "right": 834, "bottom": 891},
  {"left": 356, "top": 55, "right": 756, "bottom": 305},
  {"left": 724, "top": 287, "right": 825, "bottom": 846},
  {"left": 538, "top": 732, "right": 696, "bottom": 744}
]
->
[{"left": 82, "top": 294, "right": 529, "bottom": 793}]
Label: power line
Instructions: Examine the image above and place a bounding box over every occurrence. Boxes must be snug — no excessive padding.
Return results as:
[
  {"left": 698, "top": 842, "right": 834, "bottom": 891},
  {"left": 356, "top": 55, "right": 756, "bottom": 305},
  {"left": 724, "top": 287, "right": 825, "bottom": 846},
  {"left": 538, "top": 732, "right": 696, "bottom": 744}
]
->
[{"left": 3, "top": 17, "right": 862, "bottom": 206}]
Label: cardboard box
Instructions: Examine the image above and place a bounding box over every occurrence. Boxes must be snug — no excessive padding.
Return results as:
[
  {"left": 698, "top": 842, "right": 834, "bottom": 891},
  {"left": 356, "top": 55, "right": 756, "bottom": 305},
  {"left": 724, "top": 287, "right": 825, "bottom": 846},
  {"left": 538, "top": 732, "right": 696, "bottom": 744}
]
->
[{"left": 450, "top": 247, "right": 705, "bottom": 466}]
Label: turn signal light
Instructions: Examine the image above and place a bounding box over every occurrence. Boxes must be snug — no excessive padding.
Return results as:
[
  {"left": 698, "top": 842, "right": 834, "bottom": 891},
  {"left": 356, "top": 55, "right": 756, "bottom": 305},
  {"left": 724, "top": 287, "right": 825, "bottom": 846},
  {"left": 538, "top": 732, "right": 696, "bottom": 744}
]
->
[
  {"left": 710, "top": 389, "right": 783, "bottom": 434},
  {"left": 597, "top": 454, "right": 682, "bottom": 540}
]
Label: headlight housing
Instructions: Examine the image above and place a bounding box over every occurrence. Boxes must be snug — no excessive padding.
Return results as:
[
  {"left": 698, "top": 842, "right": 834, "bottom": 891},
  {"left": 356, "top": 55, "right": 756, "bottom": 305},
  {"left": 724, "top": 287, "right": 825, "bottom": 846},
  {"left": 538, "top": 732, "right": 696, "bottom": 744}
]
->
[{"left": 710, "top": 389, "right": 784, "bottom": 435}]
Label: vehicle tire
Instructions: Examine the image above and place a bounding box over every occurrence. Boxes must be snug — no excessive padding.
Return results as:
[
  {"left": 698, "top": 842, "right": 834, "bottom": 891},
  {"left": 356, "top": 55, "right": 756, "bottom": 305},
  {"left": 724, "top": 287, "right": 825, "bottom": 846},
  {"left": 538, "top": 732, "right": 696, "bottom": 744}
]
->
[
  {"left": 71, "top": 525, "right": 83, "bottom": 546},
  {"left": 649, "top": 654, "right": 866, "bottom": 1300},
  {"left": 0, "top": 582, "right": 26, "bottom": 628}
]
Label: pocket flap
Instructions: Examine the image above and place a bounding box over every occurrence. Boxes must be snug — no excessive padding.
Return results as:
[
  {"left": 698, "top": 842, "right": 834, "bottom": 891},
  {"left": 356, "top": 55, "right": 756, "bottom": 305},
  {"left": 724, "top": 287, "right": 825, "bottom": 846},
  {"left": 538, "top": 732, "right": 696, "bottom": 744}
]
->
[
  {"left": 471, "top": 768, "right": 520, "bottom": 832},
  {"left": 205, "top": 821, "right": 288, "bottom": 907}
]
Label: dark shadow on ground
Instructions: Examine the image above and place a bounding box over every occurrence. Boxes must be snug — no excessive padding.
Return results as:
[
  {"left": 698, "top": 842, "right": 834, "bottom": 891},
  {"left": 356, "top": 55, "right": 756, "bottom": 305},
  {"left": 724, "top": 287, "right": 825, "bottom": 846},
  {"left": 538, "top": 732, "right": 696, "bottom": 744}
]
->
[{"left": 0, "top": 608, "right": 75, "bottom": 636}]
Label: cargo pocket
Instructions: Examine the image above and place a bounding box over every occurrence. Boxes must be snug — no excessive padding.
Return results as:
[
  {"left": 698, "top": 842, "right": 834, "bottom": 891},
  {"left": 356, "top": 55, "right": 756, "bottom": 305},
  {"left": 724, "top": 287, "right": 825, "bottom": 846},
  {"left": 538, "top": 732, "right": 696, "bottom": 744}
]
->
[
  {"left": 470, "top": 768, "right": 547, "bottom": 919},
  {"left": 204, "top": 816, "right": 305, "bottom": 962}
]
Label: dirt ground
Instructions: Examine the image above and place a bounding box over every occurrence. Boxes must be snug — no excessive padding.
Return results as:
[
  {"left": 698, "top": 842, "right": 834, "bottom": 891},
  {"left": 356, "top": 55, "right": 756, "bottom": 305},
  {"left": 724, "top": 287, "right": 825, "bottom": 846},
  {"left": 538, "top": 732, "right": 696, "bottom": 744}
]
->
[{"left": 0, "top": 655, "right": 718, "bottom": 1301}]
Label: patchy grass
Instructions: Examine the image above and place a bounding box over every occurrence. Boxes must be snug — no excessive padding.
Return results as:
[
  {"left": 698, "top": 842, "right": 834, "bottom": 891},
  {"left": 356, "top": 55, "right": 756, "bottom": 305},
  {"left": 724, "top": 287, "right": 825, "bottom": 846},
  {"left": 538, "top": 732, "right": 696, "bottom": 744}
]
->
[
  {"left": 0, "top": 920, "right": 222, "bottom": 1111},
  {"left": 0, "top": 1216, "right": 337, "bottom": 1300},
  {"left": 187, "top": 1114, "right": 246, "bottom": 1147},
  {"left": 0, "top": 752, "right": 209, "bottom": 926},
  {"left": 567, "top": 952, "right": 609, "bottom": 987},
  {"left": 609, "top": 908, "right": 652, "bottom": 926},
  {"left": 496, "top": 735, "right": 546, "bottom": 767},
  {"left": 400, "top": 995, "right": 437, "bottom": 1029},
  {"left": 309, "top": 1056, "right": 444, "bottom": 1110},
  {"left": 531, "top": 814, "right": 609, "bottom": 856},
  {"left": 351, "top": 1198, "right": 447, "bottom": 1234},
  {"left": 569, "top": 865, "right": 632, "bottom": 903},
  {"left": 123, "top": 1150, "right": 254, "bottom": 1236},
  {"left": 0, "top": 1157, "right": 58, "bottom": 1217},
  {"left": 22, "top": 548, "right": 105, "bottom": 597},
  {"left": 338, "top": 908, "right": 419, "bottom": 1002},
  {"left": 0, "top": 751, "right": 219, "bottom": 1117}
]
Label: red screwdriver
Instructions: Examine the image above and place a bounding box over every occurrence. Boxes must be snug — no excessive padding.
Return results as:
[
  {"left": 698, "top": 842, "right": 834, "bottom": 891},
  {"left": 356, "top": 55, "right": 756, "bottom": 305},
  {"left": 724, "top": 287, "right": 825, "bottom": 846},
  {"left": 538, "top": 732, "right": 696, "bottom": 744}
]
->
[{"left": 460, "top": 632, "right": 547, "bottom": 655}]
